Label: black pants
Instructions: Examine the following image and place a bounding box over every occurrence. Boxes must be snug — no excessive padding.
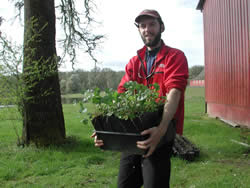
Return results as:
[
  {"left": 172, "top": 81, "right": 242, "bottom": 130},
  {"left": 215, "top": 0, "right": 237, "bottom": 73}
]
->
[
  {"left": 117, "top": 140, "right": 174, "bottom": 188},
  {"left": 117, "top": 120, "right": 176, "bottom": 188}
]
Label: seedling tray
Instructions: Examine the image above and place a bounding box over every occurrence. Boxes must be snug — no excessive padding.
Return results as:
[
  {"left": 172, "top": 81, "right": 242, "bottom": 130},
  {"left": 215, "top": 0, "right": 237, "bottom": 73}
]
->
[
  {"left": 92, "top": 106, "right": 164, "bottom": 155},
  {"left": 96, "top": 131, "right": 149, "bottom": 155}
]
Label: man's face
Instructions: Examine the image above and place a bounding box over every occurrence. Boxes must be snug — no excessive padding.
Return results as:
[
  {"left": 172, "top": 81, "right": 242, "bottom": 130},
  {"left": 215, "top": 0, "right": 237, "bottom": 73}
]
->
[{"left": 138, "top": 17, "right": 162, "bottom": 48}]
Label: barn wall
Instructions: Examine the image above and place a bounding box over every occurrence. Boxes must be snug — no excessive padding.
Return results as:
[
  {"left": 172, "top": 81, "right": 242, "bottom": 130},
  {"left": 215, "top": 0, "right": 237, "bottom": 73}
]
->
[{"left": 202, "top": 0, "right": 250, "bottom": 127}]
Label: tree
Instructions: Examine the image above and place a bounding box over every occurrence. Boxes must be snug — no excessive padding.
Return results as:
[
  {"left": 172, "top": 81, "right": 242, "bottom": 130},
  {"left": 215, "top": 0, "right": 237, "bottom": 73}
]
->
[
  {"left": 66, "top": 73, "right": 81, "bottom": 93},
  {"left": 8, "top": 0, "right": 104, "bottom": 146},
  {"left": 189, "top": 65, "right": 204, "bottom": 80},
  {"left": 87, "top": 66, "right": 101, "bottom": 89},
  {"left": 74, "top": 69, "right": 89, "bottom": 92},
  {"left": 0, "top": 18, "right": 24, "bottom": 115},
  {"left": 60, "top": 79, "right": 67, "bottom": 94},
  {"left": 0, "top": 16, "right": 2, "bottom": 36},
  {"left": 22, "top": 0, "right": 65, "bottom": 146}
]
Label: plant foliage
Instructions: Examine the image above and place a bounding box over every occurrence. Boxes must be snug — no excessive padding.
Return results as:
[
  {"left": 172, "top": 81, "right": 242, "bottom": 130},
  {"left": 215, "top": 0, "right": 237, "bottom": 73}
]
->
[{"left": 80, "top": 81, "right": 166, "bottom": 123}]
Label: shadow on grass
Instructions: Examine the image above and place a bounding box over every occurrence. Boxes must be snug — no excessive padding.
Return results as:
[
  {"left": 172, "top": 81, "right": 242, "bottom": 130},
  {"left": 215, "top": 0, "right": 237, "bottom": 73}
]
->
[
  {"left": 51, "top": 135, "right": 100, "bottom": 154},
  {"left": 194, "top": 150, "right": 210, "bottom": 162},
  {"left": 56, "top": 135, "right": 118, "bottom": 167}
]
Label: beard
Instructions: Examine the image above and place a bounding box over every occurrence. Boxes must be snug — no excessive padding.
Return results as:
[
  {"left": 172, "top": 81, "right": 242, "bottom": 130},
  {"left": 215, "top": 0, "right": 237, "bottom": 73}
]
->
[{"left": 141, "top": 30, "right": 161, "bottom": 47}]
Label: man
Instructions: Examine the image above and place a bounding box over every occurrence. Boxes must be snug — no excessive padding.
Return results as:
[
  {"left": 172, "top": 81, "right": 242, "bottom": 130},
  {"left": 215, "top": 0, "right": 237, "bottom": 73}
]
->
[{"left": 92, "top": 9, "right": 188, "bottom": 188}]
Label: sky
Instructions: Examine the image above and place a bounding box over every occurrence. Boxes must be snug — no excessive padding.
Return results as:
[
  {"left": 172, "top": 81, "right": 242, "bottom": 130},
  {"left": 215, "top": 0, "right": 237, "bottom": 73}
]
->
[{"left": 0, "top": 0, "right": 204, "bottom": 72}]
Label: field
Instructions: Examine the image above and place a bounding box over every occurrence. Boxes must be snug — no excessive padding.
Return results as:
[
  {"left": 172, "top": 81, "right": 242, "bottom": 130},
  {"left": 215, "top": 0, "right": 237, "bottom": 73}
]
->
[{"left": 0, "top": 87, "right": 249, "bottom": 188}]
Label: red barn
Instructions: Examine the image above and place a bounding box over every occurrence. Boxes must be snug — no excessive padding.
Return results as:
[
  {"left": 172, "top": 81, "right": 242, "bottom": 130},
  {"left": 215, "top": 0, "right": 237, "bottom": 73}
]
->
[
  {"left": 190, "top": 80, "right": 205, "bottom": 87},
  {"left": 197, "top": 0, "right": 250, "bottom": 128}
]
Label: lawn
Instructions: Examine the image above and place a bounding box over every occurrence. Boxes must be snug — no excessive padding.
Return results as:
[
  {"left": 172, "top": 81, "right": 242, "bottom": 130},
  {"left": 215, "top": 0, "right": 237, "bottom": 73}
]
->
[{"left": 0, "top": 87, "right": 249, "bottom": 188}]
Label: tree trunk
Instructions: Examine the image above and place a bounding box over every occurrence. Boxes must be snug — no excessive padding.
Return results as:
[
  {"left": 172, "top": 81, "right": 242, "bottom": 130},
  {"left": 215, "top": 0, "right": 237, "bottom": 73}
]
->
[{"left": 22, "top": 0, "right": 65, "bottom": 146}]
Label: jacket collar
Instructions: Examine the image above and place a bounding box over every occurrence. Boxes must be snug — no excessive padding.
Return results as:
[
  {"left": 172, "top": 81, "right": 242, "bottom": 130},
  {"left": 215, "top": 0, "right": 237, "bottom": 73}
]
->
[{"left": 137, "top": 40, "right": 169, "bottom": 62}]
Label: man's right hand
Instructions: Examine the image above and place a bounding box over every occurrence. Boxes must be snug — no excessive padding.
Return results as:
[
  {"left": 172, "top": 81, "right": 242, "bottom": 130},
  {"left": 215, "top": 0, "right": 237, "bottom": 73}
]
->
[{"left": 91, "top": 132, "right": 104, "bottom": 147}]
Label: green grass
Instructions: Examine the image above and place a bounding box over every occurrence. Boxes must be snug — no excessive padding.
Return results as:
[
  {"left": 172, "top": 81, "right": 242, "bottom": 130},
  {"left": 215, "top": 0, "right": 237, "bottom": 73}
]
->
[
  {"left": 0, "top": 87, "right": 249, "bottom": 188},
  {"left": 173, "top": 87, "right": 250, "bottom": 188},
  {"left": 61, "top": 93, "right": 84, "bottom": 99}
]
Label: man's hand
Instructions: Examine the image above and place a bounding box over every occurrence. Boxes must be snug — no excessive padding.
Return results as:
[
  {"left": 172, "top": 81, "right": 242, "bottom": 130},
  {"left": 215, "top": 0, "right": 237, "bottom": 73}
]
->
[
  {"left": 91, "top": 132, "right": 104, "bottom": 147},
  {"left": 137, "top": 88, "right": 181, "bottom": 157},
  {"left": 136, "top": 126, "right": 166, "bottom": 157}
]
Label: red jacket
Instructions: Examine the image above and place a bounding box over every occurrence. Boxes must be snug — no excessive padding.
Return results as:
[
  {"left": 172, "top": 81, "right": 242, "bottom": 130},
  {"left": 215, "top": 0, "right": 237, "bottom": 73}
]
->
[{"left": 118, "top": 41, "right": 189, "bottom": 135}]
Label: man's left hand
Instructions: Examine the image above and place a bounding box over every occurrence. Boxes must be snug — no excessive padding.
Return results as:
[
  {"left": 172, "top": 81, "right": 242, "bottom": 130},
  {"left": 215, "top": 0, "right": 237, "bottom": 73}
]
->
[{"left": 136, "top": 126, "right": 166, "bottom": 157}]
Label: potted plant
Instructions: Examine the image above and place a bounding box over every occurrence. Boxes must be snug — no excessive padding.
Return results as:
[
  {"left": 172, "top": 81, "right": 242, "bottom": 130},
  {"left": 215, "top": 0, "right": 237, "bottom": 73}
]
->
[{"left": 80, "top": 81, "right": 167, "bottom": 154}]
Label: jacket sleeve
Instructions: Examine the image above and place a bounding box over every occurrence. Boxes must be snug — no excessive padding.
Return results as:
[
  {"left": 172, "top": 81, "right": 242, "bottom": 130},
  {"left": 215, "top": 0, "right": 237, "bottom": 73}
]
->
[
  {"left": 163, "top": 50, "right": 188, "bottom": 136},
  {"left": 163, "top": 51, "right": 189, "bottom": 93},
  {"left": 117, "top": 59, "right": 134, "bottom": 93}
]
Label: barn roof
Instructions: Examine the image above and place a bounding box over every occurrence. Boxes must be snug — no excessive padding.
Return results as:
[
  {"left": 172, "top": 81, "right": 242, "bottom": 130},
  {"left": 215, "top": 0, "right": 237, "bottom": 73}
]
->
[{"left": 196, "top": 0, "right": 206, "bottom": 10}]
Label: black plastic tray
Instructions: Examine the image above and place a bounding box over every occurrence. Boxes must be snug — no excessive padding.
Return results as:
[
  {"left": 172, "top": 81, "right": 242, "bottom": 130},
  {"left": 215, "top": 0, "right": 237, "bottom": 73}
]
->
[{"left": 96, "top": 131, "right": 149, "bottom": 155}]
